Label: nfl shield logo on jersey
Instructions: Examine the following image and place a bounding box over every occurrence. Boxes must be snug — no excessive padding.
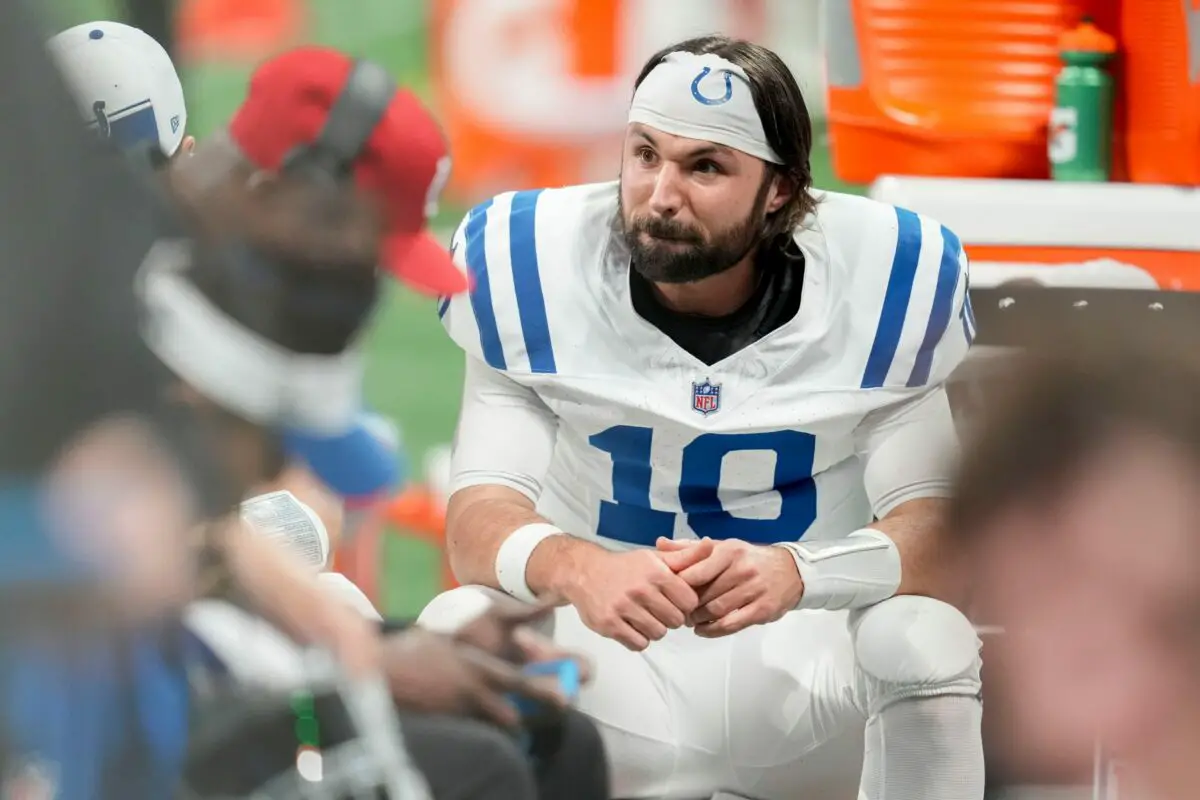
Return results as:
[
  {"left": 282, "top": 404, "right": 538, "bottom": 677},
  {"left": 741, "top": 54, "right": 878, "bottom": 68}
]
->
[{"left": 691, "top": 379, "right": 721, "bottom": 416}]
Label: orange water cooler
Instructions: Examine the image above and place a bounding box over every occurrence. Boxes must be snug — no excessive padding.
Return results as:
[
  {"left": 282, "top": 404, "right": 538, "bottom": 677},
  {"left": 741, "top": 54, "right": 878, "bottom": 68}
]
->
[
  {"left": 1119, "top": 0, "right": 1200, "bottom": 184},
  {"left": 824, "top": 0, "right": 1093, "bottom": 183},
  {"left": 838, "top": 0, "right": 1200, "bottom": 292},
  {"left": 827, "top": 0, "right": 1200, "bottom": 187}
]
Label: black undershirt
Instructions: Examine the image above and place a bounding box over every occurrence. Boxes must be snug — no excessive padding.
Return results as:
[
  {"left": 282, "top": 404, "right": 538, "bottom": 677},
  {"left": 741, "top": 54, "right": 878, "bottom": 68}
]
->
[{"left": 630, "top": 242, "right": 805, "bottom": 365}]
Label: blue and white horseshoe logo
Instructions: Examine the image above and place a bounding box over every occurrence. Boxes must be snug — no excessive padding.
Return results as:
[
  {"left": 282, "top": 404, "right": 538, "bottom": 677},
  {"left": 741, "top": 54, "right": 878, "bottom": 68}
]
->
[{"left": 690, "top": 67, "right": 734, "bottom": 106}]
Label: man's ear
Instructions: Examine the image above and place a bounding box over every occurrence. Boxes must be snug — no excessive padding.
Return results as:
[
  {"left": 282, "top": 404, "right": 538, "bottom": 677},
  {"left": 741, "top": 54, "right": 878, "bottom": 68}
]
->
[
  {"left": 766, "top": 169, "right": 795, "bottom": 215},
  {"left": 179, "top": 135, "right": 196, "bottom": 156}
]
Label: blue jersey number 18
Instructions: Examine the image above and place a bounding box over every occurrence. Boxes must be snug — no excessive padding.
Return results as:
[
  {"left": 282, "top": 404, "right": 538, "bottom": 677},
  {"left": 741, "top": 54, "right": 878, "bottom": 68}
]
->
[{"left": 588, "top": 425, "right": 818, "bottom": 546}]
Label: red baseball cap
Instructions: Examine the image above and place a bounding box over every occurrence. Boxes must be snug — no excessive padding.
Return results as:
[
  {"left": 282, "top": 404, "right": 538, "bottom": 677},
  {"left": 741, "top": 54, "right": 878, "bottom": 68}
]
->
[{"left": 228, "top": 46, "right": 468, "bottom": 297}]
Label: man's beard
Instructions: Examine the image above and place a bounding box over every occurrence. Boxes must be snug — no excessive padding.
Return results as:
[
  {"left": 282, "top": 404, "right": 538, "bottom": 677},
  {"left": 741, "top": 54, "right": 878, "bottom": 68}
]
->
[{"left": 619, "top": 178, "right": 771, "bottom": 285}]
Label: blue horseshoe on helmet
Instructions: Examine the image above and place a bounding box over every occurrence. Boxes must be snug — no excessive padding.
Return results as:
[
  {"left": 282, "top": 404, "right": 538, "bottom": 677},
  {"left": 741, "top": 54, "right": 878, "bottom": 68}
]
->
[{"left": 691, "top": 67, "right": 734, "bottom": 106}]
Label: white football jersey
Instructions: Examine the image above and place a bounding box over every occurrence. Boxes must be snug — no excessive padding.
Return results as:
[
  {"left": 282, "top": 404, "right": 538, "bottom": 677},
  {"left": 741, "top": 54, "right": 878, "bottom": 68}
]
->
[{"left": 440, "top": 182, "right": 974, "bottom": 548}]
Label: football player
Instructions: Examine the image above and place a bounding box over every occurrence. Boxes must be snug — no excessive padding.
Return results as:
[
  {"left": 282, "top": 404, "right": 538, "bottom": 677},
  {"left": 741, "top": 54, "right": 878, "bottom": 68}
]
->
[{"left": 419, "top": 36, "right": 983, "bottom": 799}]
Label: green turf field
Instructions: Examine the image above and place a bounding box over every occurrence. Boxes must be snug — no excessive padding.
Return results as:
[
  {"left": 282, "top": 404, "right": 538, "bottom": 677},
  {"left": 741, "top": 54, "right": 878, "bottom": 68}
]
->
[{"left": 47, "top": 0, "right": 863, "bottom": 616}]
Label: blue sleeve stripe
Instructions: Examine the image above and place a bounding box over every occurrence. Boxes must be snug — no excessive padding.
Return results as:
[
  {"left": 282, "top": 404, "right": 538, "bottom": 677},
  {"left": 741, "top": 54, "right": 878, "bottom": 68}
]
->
[
  {"left": 464, "top": 199, "right": 507, "bottom": 370},
  {"left": 861, "top": 207, "right": 923, "bottom": 388},
  {"left": 508, "top": 190, "right": 557, "bottom": 374},
  {"left": 906, "top": 226, "right": 963, "bottom": 387},
  {"left": 436, "top": 296, "right": 450, "bottom": 319}
]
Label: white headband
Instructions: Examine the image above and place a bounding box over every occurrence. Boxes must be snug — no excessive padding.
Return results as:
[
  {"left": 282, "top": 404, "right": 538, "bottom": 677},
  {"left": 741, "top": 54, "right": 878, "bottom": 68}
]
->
[
  {"left": 135, "top": 238, "right": 364, "bottom": 435},
  {"left": 628, "top": 51, "right": 782, "bottom": 164}
]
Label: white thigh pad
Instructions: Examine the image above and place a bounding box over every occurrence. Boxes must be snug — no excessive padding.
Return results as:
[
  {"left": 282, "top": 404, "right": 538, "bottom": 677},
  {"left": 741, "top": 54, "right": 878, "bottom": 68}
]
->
[
  {"left": 417, "top": 584, "right": 556, "bottom": 640},
  {"left": 849, "top": 595, "right": 981, "bottom": 709},
  {"left": 417, "top": 584, "right": 508, "bottom": 634},
  {"left": 317, "top": 572, "right": 382, "bottom": 621}
]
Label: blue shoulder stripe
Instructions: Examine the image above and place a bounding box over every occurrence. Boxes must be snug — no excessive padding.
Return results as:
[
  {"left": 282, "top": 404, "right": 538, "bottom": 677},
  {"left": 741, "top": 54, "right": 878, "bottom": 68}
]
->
[
  {"left": 463, "top": 198, "right": 506, "bottom": 370},
  {"left": 862, "top": 207, "right": 923, "bottom": 389},
  {"left": 906, "top": 225, "right": 963, "bottom": 387},
  {"left": 508, "top": 190, "right": 557, "bottom": 374}
]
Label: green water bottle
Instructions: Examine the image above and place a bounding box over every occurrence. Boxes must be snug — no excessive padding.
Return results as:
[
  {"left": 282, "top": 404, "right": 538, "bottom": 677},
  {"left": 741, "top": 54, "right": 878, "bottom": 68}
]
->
[{"left": 1049, "top": 18, "right": 1117, "bottom": 181}]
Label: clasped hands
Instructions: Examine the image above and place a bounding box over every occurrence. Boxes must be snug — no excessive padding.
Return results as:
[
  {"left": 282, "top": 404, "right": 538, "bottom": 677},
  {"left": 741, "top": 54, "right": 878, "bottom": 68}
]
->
[{"left": 564, "top": 536, "right": 805, "bottom": 651}]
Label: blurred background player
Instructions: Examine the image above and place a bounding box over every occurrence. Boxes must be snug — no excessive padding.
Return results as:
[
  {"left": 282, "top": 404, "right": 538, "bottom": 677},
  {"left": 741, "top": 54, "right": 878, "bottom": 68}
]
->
[
  {"left": 954, "top": 325, "right": 1200, "bottom": 800},
  {"left": 421, "top": 35, "right": 981, "bottom": 800}
]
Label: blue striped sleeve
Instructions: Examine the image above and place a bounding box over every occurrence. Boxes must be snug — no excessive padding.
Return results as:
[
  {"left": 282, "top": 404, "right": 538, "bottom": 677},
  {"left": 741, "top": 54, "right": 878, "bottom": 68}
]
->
[
  {"left": 438, "top": 192, "right": 561, "bottom": 374},
  {"left": 461, "top": 198, "right": 507, "bottom": 370},
  {"left": 508, "top": 190, "right": 557, "bottom": 374},
  {"left": 906, "top": 225, "right": 966, "bottom": 387},
  {"left": 861, "top": 207, "right": 923, "bottom": 389}
]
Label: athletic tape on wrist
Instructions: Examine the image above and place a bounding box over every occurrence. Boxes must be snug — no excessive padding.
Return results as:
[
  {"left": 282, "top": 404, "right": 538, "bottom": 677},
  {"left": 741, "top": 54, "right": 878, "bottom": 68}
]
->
[
  {"left": 775, "top": 529, "right": 901, "bottom": 611},
  {"left": 494, "top": 523, "right": 564, "bottom": 603}
]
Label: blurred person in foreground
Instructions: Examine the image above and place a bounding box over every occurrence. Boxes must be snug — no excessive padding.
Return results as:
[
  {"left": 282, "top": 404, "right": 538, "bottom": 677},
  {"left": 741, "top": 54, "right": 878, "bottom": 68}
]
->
[
  {"left": 47, "top": 18, "right": 404, "bottom": 607},
  {"left": 3, "top": 13, "right": 429, "bottom": 797},
  {"left": 420, "top": 34, "right": 981, "bottom": 800},
  {"left": 42, "top": 18, "right": 609, "bottom": 796},
  {"left": 158, "top": 45, "right": 608, "bottom": 800},
  {"left": 953, "top": 326, "right": 1200, "bottom": 800},
  {"left": 0, "top": 3, "right": 394, "bottom": 797},
  {"left": 0, "top": 1, "right": 206, "bottom": 624},
  {"left": 44, "top": 15, "right": 402, "bottom": 671},
  {"left": 0, "top": 55, "right": 403, "bottom": 800}
]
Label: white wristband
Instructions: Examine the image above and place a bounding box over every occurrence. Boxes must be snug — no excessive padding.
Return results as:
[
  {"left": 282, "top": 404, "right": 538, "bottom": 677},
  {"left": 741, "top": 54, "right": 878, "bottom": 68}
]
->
[
  {"left": 494, "top": 523, "right": 565, "bottom": 603},
  {"left": 775, "top": 529, "right": 901, "bottom": 611}
]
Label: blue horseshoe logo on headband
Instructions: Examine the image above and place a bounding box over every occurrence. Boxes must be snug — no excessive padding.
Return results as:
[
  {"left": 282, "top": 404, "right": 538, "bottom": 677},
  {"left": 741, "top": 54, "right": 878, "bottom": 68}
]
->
[{"left": 691, "top": 67, "right": 734, "bottom": 106}]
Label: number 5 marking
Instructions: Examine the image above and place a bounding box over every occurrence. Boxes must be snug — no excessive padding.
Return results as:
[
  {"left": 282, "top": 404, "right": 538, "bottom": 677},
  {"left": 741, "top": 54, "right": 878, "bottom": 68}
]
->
[{"left": 588, "top": 425, "right": 818, "bottom": 546}]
